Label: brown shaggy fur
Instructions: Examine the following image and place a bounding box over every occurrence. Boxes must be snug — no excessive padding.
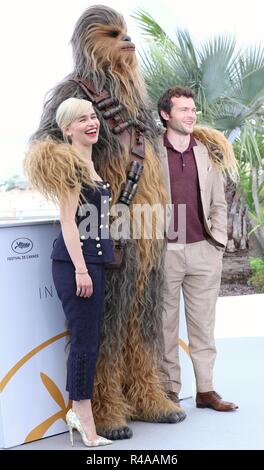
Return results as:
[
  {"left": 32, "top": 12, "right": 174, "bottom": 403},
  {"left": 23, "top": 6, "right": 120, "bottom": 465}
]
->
[
  {"left": 27, "top": 6, "right": 186, "bottom": 437},
  {"left": 193, "top": 127, "right": 238, "bottom": 178}
]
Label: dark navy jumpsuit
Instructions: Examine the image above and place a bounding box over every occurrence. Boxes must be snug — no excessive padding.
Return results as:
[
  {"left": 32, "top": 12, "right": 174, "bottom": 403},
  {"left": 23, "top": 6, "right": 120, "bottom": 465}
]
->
[{"left": 51, "top": 182, "right": 114, "bottom": 401}]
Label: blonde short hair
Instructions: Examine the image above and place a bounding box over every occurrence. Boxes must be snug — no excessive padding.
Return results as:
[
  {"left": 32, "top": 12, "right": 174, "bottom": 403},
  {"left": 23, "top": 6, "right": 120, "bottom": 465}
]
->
[{"left": 56, "top": 97, "right": 94, "bottom": 132}]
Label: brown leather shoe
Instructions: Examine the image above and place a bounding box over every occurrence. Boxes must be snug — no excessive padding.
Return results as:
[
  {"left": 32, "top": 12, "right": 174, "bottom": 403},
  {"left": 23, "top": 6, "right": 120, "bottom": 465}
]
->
[
  {"left": 166, "top": 391, "right": 180, "bottom": 404},
  {"left": 196, "top": 391, "right": 238, "bottom": 411}
]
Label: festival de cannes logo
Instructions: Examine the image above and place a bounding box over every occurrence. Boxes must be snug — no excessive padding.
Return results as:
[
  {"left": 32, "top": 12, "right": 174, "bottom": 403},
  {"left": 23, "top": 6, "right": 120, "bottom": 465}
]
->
[{"left": 11, "top": 238, "right": 33, "bottom": 254}]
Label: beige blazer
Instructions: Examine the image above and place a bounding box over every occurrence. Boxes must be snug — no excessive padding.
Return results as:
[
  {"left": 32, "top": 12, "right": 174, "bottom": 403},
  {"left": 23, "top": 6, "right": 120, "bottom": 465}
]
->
[{"left": 159, "top": 137, "right": 228, "bottom": 247}]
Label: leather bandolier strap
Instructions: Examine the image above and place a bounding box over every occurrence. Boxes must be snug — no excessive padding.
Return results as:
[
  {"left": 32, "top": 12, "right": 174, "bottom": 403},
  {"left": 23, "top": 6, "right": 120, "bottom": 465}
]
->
[{"left": 70, "top": 78, "right": 146, "bottom": 206}]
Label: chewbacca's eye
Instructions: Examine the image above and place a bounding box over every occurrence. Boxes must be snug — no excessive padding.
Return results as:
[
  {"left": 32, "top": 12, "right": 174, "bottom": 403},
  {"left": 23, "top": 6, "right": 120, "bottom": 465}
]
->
[{"left": 108, "top": 31, "right": 119, "bottom": 38}]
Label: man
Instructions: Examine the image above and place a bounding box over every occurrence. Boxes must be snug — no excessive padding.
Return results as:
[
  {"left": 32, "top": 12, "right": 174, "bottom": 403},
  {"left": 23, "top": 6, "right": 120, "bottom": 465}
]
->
[{"left": 158, "top": 86, "right": 238, "bottom": 412}]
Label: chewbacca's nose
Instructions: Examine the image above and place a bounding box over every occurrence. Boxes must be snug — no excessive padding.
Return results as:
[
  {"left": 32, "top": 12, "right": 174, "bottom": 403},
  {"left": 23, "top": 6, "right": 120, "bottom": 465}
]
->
[{"left": 122, "top": 34, "right": 131, "bottom": 42}]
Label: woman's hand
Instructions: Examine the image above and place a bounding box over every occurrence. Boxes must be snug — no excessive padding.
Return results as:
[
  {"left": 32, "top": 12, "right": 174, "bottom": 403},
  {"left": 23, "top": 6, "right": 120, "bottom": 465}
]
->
[{"left": 75, "top": 272, "right": 93, "bottom": 298}]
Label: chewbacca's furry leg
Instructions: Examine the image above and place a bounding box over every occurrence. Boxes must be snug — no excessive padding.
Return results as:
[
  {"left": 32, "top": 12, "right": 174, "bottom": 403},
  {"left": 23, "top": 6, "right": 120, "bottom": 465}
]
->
[
  {"left": 125, "top": 315, "right": 186, "bottom": 424},
  {"left": 91, "top": 243, "right": 137, "bottom": 440},
  {"left": 92, "top": 348, "right": 134, "bottom": 439}
]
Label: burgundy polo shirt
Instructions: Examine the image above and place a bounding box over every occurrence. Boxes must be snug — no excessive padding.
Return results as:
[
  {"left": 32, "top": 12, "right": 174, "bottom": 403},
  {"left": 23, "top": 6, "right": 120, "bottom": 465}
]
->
[{"left": 164, "top": 133, "right": 207, "bottom": 243}]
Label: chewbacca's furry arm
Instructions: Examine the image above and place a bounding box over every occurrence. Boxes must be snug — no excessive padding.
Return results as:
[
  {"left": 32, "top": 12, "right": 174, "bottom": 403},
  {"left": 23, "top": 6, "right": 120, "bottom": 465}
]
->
[
  {"left": 193, "top": 126, "right": 238, "bottom": 178},
  {"left": 24, "top": 139, "right": 94, "bottom": 204}
]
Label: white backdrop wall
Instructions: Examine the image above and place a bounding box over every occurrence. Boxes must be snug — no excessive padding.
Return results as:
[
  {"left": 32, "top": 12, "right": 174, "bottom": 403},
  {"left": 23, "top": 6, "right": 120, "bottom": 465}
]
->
[{"left": 0, "top": 221, "right": 68, "bottom": 448}]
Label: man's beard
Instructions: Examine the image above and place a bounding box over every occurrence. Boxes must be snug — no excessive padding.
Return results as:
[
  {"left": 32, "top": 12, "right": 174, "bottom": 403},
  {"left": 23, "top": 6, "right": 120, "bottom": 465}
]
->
[{"left": 172, "top": 123, "right": 193, "bottom": 135}]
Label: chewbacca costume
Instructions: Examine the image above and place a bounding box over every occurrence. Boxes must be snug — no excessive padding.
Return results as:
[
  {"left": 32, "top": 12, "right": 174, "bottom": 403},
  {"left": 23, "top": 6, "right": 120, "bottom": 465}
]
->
[{"left": 30, "top": 6, "right": 236, "bottom": 439}]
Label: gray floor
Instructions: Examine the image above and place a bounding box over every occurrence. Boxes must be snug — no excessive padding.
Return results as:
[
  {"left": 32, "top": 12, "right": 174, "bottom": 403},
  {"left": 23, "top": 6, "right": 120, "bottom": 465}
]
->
[{"left": 12, "top": 336, "right": 264, "bottom": 450}]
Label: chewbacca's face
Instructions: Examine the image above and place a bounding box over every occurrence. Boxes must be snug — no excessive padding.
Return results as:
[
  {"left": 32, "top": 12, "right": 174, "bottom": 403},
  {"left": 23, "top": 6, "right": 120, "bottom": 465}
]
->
[{"left": 84, "top": 22, "right": 137, "bottom": 70}]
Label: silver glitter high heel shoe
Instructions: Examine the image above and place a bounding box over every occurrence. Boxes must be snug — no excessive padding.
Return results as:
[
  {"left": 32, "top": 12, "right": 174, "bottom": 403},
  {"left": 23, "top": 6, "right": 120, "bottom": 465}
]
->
[{"left": 66, "top": 409, "right": 112, "bottom": 447}]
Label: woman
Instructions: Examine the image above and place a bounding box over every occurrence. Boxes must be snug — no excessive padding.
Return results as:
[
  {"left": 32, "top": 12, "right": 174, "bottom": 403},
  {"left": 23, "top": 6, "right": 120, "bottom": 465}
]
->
[{"left": 24, "top": 98, "right": 114, "bottom": 447}]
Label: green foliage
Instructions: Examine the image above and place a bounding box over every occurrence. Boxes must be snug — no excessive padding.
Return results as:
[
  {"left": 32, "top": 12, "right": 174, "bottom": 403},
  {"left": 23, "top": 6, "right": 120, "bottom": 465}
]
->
[
  {"left": 249, "top": 257, "right": 264, "bottom": 291},
  {"left": 235, "top": 116, "right": 264, "bottom": 235},
  {"left": 2, "top": 175, "right": 27, "bottom": 191},
  {"left": 248, "top": 206, "right": 264, "bottom": 235},
  {"left": 238, "top": 164, "right": 252, "bottom": 206},
  {"left": 131, "top": 8, "right": 176, "bottom": 49},
  {"left": 4, "top": 176, "right": 19, "bottom": 191},
  {"left": 132, "top": 8, "right": 264, "bottom": 250}
]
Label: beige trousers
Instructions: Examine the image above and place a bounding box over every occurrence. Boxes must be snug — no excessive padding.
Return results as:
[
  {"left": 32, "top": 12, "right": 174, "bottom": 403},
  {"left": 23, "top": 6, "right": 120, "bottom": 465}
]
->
[{"left": 161, "top": 239, "right": 223, "bottom": 394}]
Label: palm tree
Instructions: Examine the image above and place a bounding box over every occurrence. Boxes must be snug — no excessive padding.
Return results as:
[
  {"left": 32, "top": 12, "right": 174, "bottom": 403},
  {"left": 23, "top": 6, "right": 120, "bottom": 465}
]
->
[{"left": 132, "top": 8, "right": 264, "bottom": 252}]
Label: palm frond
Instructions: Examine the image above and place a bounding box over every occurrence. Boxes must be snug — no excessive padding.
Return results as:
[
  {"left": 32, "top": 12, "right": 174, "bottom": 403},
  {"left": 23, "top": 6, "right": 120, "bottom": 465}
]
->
[
  {"left": 131, "top": 8, "right": 264, "bottom": 139},
  {"left": 203, "top": 100, "right": 245, "bottom": 132},
  {"left": 199, "top": 35, "right": 237, "bottom": 103},
  {"left": 239, "top": 121, "right": 263, "bottom": 166},
  {"left": 230, "top": 46, "right": 264, "bottom": 109},
  {"left": 131, "top": 8, "right": 176, "bottom": 50},
  {"left": 138, "top": 45, "right": 182, "bottom": 104}
]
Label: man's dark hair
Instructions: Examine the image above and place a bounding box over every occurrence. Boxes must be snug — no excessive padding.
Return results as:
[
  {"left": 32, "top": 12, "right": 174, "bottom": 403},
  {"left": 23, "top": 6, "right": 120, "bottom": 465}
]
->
[{"left": 157, "top": 86, "right": 195, "bottom": 128}]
